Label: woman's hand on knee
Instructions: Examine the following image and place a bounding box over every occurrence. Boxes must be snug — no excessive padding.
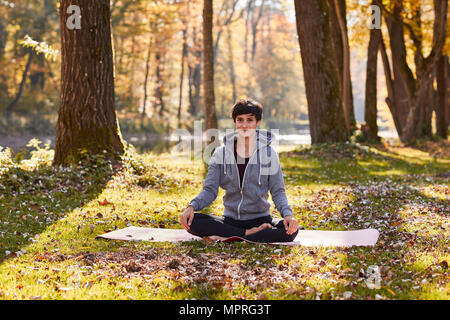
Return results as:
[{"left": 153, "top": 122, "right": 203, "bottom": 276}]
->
[
  {"left": 283, "top": 216, "right": 298, "bottom": 235},
  {"left": 180, "top": 205, "right": 195, "bottom": 230}
]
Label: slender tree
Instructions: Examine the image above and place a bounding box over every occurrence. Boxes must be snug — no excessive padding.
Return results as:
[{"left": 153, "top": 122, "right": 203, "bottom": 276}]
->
[
  {"left": 435, "top": 55, "right": 448, "bottom": 139},
  {"left": 226, "top": 25, "right": 237, "bottom": 103},
  {"left": 362, "top": 2, "right": 382, "bottom": 142},
  {"left": 0, "top": 17, "right": 6, "bottom": 58},
  {"left": 154, "top": 52, "right": 166, "bottom": 117},
  {"left": 203, "top": 0, "right": 218, "bottom": 136},
  {"left": 329, "top": 0, "right": 356, "bottom": 132},
  {"left": 6, "top": 49, "right": 34, "bottom": 120},
  {"left": 379, "top": 27, "right": 407, "bottom": 135},
  {"left": 142, "top": 32, "right": 153, "bottom": 120},
  {"left": 213, "top": 0, "right": 241, "bottom": 66},
  {"left": 54, "top": 0, "right": 124, "bottom": 165},
  {"left": 251, "top": 0, "right": 265, "bottom": 66},
  {"left": 294, "top": 0, "right": 349, "bottom": 143},
  {"left": 188, "top": 24, "right": 202, "bottom": 117},
  {"left": 178, "top": 15, "right": 189, "bottom": 127}
]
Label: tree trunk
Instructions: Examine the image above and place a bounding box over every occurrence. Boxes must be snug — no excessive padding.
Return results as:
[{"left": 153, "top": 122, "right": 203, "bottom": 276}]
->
[
  {"left": 435, "top": 55, "right": 448, "bottom": 138},
  {"left": 6, "top": 49, "right": 34, "bottom": 120},
  {"left": 129, "top": 35, "right": 137, "bottom": 107},
  {"left": 384, "top": 0, "right": 448, "bottom": 144},
  {"left": 379, "top": 33, "right": 397, "bottom": 129},
  {"left": 294, "top": 0, "right": 349, "bottom": 144},
  {"left": 243, "top": 0, "right": 254, "bottom": 64},
  {"left": 29, "top": 54, "right": 46, "bottom": 90},
  {"left": 213, "top": 0, "right": 239, "bottom": 66},
  {"left": 29, "top": 0, "right": 53, "bottom": 91},
  {"left": 422, "top": 75, "right": 434, "bottom": 137},
  {"left": 447, "top": 58, "right": 450, "bottom": 129},
  {"left": 0, "top": 17, "right": 6, "bottom": 58},
  {"left": 154, "top": 52, "right": 166, "bottom": 117},
  {"left": 251, "top": 0, "right": 265, "bottom": 66},
  {"left": 178, "top": 23, "right": 188, "bottom": 127},
  {"left": 203, "top": 0, "right": 218, "bottom": 136},
  {"left": 142, "top": 33, "right": 152, "bottom": 119},
  {"left": 226, "top": 25, "right": 237, "bottom": 104},
  {"left": 362, "top": 17, "right": 381, "bottom": 142},
  {"left": 54, "top": 0, "right": 124, "bottom": 165},
  {"left": 188, "top": 25, "right": 202, "bottom": 117},
  {"left": 329, "top": 0, "right": 356, "bottom": 132}
]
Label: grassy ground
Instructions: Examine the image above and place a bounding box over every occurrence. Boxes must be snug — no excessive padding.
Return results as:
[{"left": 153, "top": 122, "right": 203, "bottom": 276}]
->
[{"left": 0, "top": 139, "right": 448, "bottom": 300}]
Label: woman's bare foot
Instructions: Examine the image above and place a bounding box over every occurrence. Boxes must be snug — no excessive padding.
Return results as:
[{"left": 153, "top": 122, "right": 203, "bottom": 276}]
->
[
  {"left": 245, "top": 223, "right": 272, "bottom": 236},
  {"left": 202, "top": 223, "right": 273, "bottom": 243},
  {"left": 202, "top": 235, "right": 228, "bottom": 243}
]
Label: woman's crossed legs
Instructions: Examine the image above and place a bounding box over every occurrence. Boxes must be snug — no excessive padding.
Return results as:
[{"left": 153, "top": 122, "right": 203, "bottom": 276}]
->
[{"left": 187, "top": 213, "right": 298, "bottom": 243}]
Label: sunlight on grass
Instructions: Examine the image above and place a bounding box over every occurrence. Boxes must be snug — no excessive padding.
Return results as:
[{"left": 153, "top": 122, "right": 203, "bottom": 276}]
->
[{"left": 0, "top": 140, "right": 448, "bottom": 300}]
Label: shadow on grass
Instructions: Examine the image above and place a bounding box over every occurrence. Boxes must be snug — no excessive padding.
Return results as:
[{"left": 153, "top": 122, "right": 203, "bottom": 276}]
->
[{"left": 0, "top": 157, "right": 117, "bottom": 264}]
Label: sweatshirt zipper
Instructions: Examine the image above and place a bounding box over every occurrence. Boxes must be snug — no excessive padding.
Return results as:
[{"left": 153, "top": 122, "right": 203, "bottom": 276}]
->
[{"left": 234, "top": 148, "right": 258, "bottom": 220}]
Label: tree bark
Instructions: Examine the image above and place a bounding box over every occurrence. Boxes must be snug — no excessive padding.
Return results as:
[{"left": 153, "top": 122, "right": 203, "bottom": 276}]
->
[
  {"left": 188, "top": 25, "right": 202, "bottom": 117},
  {"left": 142, "top": 33, "right": 152, "bottom": 119},
  {"left": 54, "top": 0, "right": 124, "bottom": 165},
  {"left": 226, "top": 25, "right": 237, "bottom": 104},
  {"left": 178, "top": 24, "right": 188, "bottom": 127},
  {"left": 294, "top": 0, "right": 349, "bottom": 144},
  {"left": 203, "top": 0, "right": 218, "bottom": 136},
  {"left": 330, "top": 0, "right": 356, "bottom": 131},
  {"left": 129, "top": 35, "right": 137, "bottom": 108},
  {"left": 0, "top": 17, "right": 6, "bottom": 58},
  {"left": 379, "top": 34, "right": 403, "bottom": 136},
  {"left": 436, "top": 55, "right": 448, "bottom": 138},
  {"left": 155, "top": 52, "right": 166, "bottom": 117},
  {"left": 362, "top": 14, "right": 381, "bottom": 142},
  {"left": 383, "top": 0, "right": 448, "bottom": 143}
]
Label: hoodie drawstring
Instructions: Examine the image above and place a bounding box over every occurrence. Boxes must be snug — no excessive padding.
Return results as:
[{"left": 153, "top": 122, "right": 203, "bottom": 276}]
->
[
  {"left": 222, "top": 145, "right": 227, "bottom": 175},
  {"left": 222, "top": 129, "right": 272, "bottom": 184},
  {"left": 258, "top": 138, "right": 271, "bottom": 185},
  {"left": 257, "top": 131, "right": 261, "bottom": 185}
]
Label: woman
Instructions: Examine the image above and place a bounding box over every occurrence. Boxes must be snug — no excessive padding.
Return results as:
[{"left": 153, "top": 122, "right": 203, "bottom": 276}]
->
[{"left": 179, "top": 99, "right": 299, "bottom": 243}]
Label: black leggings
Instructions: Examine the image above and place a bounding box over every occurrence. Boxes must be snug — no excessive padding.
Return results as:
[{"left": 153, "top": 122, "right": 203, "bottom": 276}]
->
[{"left": 187, "top": 213, "right": 298, "bottom": 243}]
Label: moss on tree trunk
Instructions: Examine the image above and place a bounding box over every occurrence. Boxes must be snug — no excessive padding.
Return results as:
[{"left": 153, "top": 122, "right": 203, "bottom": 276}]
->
[{"left": 54, "top": 0, "right": 124, "bottom": 166}]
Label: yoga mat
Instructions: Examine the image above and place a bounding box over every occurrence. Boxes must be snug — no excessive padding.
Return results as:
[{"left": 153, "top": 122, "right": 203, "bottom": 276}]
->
[
  {"left": 96, "top": 226, "right": 200, "bottom": 242},
  {"left": 96, "top": 226, "right": 379, "bottom": 247}
]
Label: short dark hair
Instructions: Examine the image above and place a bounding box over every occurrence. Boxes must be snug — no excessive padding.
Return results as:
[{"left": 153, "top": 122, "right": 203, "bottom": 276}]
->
[{"left": 231, "top": 99, "right": 263, "bottom": 122}]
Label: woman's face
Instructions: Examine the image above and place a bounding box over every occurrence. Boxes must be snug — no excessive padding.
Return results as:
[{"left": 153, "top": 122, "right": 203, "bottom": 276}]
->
[{"left": 234, "top": 113, "right": 261, "bottom": 139}]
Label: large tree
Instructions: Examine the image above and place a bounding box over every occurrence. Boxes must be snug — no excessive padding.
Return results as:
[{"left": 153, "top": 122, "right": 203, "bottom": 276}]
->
[
  {"left": 54, "top": 0, "right": 124, "bottom": 165},
  {"left": 380, "top": 0, "right": 448, "bottom": 144},
  {"left": 294, "top": 0, "right": 349, "bottom": 143}
]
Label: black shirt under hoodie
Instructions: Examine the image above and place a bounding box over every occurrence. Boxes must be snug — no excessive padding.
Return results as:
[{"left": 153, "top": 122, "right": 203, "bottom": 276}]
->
[{"left": 234, "top": 140, "right": 249, "bottom": 189}]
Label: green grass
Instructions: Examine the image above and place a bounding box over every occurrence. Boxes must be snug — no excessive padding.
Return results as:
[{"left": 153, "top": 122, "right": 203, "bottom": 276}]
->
[{"left": 0, "top": 140, "right": 448, "bottom": 300}]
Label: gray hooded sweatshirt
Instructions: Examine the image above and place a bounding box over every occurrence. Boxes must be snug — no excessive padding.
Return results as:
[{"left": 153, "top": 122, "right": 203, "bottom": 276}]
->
[{"left": 189, "top": 129, "right": 292, "bottom": 221}]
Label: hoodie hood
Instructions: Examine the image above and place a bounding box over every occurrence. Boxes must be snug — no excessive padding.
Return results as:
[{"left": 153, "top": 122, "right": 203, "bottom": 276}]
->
[
  {"left": 222, "top": 129, "right": 274, "bottom": 185},
  {"left": 223, "top": 128, "right": 274, "bottom": 149}
]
